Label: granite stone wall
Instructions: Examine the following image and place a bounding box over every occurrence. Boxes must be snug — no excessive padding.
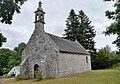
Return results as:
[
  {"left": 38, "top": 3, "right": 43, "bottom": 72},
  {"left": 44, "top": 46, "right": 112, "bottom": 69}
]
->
[
  {"left": 57, "top": 52, "right": 91, "bottom": 78},
  {"left": 21, "top": 23, "right": 59, "bottom": 78}
]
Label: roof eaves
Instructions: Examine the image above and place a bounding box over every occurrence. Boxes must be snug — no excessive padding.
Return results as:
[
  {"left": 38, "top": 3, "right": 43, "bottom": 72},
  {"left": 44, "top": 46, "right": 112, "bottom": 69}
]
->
[{"left": 60, "top": 50, "right": 90, "bottom": 55}]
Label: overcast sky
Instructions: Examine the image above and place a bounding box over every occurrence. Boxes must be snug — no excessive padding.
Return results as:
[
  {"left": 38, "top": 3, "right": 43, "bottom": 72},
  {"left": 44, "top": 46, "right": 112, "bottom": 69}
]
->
[{"left": 0, "top": 0, "right": 117, "bottom": 51}]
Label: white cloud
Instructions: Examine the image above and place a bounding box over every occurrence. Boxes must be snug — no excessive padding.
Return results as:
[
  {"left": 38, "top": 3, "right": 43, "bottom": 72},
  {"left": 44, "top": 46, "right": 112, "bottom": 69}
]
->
[
  {"left": 1, "top": 27, "right": 27, "bottom": 49},
  {"left": 0, "top": 0, "right": 117, "bottom": 51}
]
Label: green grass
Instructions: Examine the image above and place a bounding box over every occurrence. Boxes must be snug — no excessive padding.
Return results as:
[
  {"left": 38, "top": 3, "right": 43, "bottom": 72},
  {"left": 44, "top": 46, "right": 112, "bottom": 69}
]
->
[{"left": 1, "top": 70, "right": 120, "bottom": 84}]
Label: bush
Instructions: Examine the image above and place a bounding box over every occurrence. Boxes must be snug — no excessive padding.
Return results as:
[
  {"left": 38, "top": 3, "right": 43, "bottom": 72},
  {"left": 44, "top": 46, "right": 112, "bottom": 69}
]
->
[
  {"left": 0, "top": 76, "right": 2, "bottom": 78},
  {"left": 14, "top": 74, "right": 21, "bottom": 81},
  {"left": 111, "top": 62, "right": 120, "bottom": 70},
  {"left": 2, "top": 74, "right": 9, "bottom": 78},
  {"left": 22, "top": 75, "right": 30, "bottom": 80},
  {"left": 15, "top": 74, "right": 30, "bottom": 81},
  {"left": 93, "top": 56, "right": 109, "bottom": 69},
  {"left": 34, "top": 71, "right": 42, "bottom": 80}
]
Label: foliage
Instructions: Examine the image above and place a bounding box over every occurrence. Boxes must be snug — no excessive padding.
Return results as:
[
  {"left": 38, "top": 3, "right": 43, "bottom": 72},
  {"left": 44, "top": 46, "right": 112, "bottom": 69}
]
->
[
  {"left": 0, "top": 0, "right": 27, "bottom": 49},
  {"left": 93, "top": 45, "right": 118, "bottom": 69},
  {"left": 111, "top": 62, "right": 120, "bottom": 70},
  {"left": 63, "top": 9, "right": 80, "bottom": 41},
  {"left": 78, "top": 10, "right": 96, "bottom": 54},
  {"left": 0, "top": 48, "right": 15, "bottom": 75},
  {"left": 2, "top": 74, "right": 9, "bottom": 78},
  {"left": 104, "top": 0, "right": 120, "bottom": 52},
  {"left": 0, "top": 32, "right": 6, "bottom": 47},
  {"left": 0, "top": 42, "right": 26, "bottom": 76},
  {"left": 7, "top": 52, "right": 21, "bottom": 69},
  {"left": 34, "top": 71, "right": 42, "bottom": 81},
  {"left": 1, "top": 70, "right": 120, "bottom": 84},
  {"left": 14, "top": 74, "right": 21, "bottom": 81},
  {"left": 8, "top": 42, "right": 26, "bottom": 69},
  {"left": 14, "top": 42, "right": 26, "bottom": 56},
  {"left": 0, "top": 0, "right": 27, "bottom": 24},
  {"left": 63, "top": 9, "right": 96, "bottom": 54},
  {"left": 22, "top": 75, "right": 30, "bottom": 80},
  {"left": 0, "top": 76, "right": 2, "bottom": 78}
]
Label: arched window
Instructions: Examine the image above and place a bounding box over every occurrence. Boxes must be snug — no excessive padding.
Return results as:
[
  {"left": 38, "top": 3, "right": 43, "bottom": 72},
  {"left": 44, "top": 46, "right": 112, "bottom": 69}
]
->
[
  {"left": 40, "top": 14, "right": 44, "bottom": 22},
  {"left": 35, "top": 14, "right": 39, "bottom": 22},
  {"left": 37, "top": 15, "right": 39, "bottom": 21}
]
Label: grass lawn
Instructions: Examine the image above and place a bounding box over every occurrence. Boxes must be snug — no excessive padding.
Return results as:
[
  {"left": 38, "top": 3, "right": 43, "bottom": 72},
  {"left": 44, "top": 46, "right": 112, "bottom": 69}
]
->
[{"left": 1, "top": 70, "right": 120, "bottom": 84}]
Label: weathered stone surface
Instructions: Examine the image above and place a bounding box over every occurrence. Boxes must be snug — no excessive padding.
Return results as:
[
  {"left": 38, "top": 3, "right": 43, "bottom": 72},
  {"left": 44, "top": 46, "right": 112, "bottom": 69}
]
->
[
  {"left": 21, "top": 26, "right": 58, "bottom": 78},
  {"left": 57, "top": 53, "right": 91, "bottom": 78}
]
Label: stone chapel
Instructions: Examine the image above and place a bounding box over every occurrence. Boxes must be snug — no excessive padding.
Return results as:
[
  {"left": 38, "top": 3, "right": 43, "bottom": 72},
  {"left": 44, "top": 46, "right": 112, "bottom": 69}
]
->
[{"left": 20, "top": 1, "right": 91, "bottom": 79}]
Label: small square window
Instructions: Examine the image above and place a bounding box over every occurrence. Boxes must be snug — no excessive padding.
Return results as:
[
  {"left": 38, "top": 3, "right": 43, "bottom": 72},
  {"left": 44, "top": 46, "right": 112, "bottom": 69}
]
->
[{"left": 86, "top": 56, "right": 88, "bottom": 64}]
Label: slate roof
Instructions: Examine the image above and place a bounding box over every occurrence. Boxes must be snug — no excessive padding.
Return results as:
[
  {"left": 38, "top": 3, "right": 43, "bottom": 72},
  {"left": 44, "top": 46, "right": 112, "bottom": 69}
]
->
[{"left": 47, "top": 33, "right": 90, "bottom": 55}]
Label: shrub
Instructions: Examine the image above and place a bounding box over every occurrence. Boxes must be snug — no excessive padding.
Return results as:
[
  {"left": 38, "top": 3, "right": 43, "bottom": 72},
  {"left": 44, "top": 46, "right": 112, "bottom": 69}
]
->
[
  {"left": 2, "top": 74, "right": 9, "bottom": 78},
  {"left": 15, "top": 74, "right": 30, "bottom": 81},
  {"left": 111, "top": 62, "right": 120, "bottom": 70},
  {"left": 22, "top": 75, "right": 30, "bottom": 80},
  {"left": 34, "top": 71, "right": 42, "bottom": 80},
  {"left": 14, "top": 74, "right": 21, "bottom": 81},
  {"left": 0, "top": 76, "right": 2, "bottom": 78}
]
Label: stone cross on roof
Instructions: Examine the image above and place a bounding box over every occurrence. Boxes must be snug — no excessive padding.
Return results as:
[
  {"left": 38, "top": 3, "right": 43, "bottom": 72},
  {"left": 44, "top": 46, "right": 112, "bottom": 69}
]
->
[{"left": 39, "top": 1, "right": 42, "bottom": 7}]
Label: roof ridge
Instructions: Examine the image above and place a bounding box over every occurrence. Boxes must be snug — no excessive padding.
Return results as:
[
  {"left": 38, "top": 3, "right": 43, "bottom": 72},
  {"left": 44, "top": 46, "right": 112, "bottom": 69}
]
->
[{"left": 47, "top": 33, "right": 77, "bottom": 44}]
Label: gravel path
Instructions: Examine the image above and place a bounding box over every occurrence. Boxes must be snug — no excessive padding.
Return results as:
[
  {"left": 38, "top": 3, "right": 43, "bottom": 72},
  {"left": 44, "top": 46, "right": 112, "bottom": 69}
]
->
[{"left": 0, "top": 78, "right": 14, "bottom": 82}]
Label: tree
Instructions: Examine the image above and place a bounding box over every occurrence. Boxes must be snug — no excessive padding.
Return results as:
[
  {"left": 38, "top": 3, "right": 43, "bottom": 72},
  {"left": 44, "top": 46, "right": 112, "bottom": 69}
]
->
[
  {"left": 0, "top": 48, "right": 15, "bottom": 75},
  {"left": 0, "top": 0, "right": 27, "bottom": 24},
  {"left": 7, "top": 52, "right": 21, "bottom": 70},
  {"left": 0, "top": 42, "right": 26, "bottom": 76},
  {"left": 93, "top": 45, "right": 118, "bottom": 69},
  {"left": 63, "top": 9, "right": 96, "bottom": 54},
  {"left": 7, "top": 42, "right": 26, "bottom": 70},
  {"left": 104, "top": 0, "right": 120, "bottom": 52},
  {"left": 0, "top": 0, "right": 27, "bottom": 47},
  {"left": 7, "top": 42, "right": 26, "bottom": 75},
  {"left": 78, "top": 10, "right": 96, "bottom": 54},
  {"left": 14, "top": 42, "right": 26, "bottom": 56},
  {"left": 0, "top": 32, "right": 6, "bottom": 47},
  {"left": 63, "top": 9, "right": 80, "bottom": 41}
]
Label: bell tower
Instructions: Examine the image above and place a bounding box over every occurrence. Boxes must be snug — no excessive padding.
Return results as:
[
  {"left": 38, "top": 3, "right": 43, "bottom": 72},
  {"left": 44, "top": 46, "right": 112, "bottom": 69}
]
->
[{"left": 34, "top": 1, "right": 45, "bottom": 30}]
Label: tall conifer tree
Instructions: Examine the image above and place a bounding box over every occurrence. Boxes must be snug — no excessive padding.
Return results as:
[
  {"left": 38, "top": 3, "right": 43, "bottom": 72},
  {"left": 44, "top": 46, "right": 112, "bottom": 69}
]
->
[
  {"left": 63, "top": 9, "right": 80, "bottom": 41},
  {"left": 78, "top": 10, "right": 96, "bottom": 53},
  {"left": 63, "top": 9, "right": 96, "bottom": 54}
]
